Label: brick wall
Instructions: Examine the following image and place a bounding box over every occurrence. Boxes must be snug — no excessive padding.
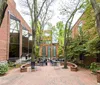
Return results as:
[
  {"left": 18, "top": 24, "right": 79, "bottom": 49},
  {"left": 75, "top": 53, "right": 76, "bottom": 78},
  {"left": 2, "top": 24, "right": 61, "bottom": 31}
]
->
[
  {"left": 71, "top": 12, "right": 97, "bottom": 65},
  {"left": 0, "top": 0, "right": 32, "bottom": 61},
  {"left": 39, "top": 44, "right": 59, "bottom": 58},
  {"left": 72, "top": 14, "right": 85, "bottom": 38}
]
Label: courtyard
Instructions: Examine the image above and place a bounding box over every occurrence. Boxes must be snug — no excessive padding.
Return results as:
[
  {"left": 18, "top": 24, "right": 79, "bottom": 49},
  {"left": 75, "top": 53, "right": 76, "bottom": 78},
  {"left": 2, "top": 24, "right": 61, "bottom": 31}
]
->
[
  {"left": 0, "top": 0, "right": 100, "bottom": 85},
  {"left": 0, "top": 63, "right": 97, "bottom": 85}
]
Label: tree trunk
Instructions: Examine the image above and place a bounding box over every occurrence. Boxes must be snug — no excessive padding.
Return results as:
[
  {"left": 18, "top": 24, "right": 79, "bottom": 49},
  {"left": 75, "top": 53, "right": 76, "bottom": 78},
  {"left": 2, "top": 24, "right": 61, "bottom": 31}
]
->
[
  {"left": 31, "top": 28, "right": 36, "bottom": 69},
  {"left": 0, "top": 0, "right": 8, "bottom": 26},
  {"left": 38, "top": 29, "right": 42, "bottom": 45},
  {"left": 63, "top": 22, "right": 68, "bottom": 69},
  {"left": 32, "top": 27, "right": 36, "bottom": 62},
  {"left": 90, "top": 0, "right": 100, "bottom": 36},
  {"left": 64, "top": 46, "right": 68, "bottom": 68},
  {"left": 31, "top": 0, "right": 38, "bottom": 69},
  {"left": 96, "top": 13, "right": 100, "bottom": 36}
]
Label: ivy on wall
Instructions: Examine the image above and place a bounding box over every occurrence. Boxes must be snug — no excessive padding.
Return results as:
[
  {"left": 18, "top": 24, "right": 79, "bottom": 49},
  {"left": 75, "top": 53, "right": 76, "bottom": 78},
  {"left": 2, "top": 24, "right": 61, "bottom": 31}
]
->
[
  {"left": 81, "top": 5, "right": 95, "bottom": 31},
  {"left": 67, "top": 4, "right": 100, "bottom": 64}
]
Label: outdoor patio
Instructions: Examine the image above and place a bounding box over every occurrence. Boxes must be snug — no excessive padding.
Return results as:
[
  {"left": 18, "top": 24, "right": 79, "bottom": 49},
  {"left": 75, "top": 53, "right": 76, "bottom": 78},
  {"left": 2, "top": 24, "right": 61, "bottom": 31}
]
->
[{"left": 0, "top": 63, "right": 97, "bottom": 85}]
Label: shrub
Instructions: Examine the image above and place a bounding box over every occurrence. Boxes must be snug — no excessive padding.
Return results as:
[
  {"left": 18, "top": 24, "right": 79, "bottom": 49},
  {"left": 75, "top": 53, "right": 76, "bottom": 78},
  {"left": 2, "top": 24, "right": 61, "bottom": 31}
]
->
[
  {"left": 86, "top": 36, "right": 100, "bottom": 57},
  {"left": 78, "top": 63, "right": 90, "bottom": 69},
  {"left": 0, "top": 64, "right": 8, "bottom": 75},
  {"left": 8, "top": 61, "right": 15, "bottom": 67},
  {"left": 90, "top": 62, "right": 100, "bottom": 73}
]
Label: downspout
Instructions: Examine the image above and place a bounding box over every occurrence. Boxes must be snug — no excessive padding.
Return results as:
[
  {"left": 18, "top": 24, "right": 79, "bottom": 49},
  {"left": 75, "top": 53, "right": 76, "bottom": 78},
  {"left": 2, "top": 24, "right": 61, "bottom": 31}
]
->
[{"left": 7, "top": 10, "right": 10, "bottom": 61}]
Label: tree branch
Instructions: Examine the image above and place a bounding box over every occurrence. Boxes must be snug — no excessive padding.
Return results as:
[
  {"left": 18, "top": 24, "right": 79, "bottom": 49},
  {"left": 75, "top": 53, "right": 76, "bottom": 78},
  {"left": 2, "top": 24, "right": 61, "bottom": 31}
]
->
[
  {"left": 0, "top": 0, "right": 8, "bottom": 26},
  {"left": 37, "top": 0, "right": 47, "bottom": 18}
]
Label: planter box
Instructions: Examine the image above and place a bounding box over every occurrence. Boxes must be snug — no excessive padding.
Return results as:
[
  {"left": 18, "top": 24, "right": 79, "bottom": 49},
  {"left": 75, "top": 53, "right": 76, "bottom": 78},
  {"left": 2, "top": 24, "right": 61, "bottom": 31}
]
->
[
  {"left": 68, "top": 62, "right": 78, "bottom": 72},
  {"left": 0, "top": 73, "right": 7, "bottom": 76},
  {"left": 97, "top": 70, "right": 100, "bottom": 83},
  {"left": 20, "top": 66, "right": 27, "bottom": 72},
  {"left": 60, "top": 62, "right": 64, "bottom": 66},
  {"left": 70, "top": 66, "right": 78, "bottom": 72},
  {"left": 31, "top": 69, "right": 35, "bottom": 72}
]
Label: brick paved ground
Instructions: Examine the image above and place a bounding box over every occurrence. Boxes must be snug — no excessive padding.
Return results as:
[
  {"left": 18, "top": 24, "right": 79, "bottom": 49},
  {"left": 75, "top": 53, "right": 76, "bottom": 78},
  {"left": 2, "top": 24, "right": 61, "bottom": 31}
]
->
[{"left": 0, "top": 63, "right": 97, "bottom": 85}]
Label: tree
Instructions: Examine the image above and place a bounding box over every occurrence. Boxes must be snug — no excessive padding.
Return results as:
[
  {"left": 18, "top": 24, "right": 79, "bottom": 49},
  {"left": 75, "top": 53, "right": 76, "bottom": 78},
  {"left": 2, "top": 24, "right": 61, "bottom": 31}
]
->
[
  {"left": 52, "top": 21, "right": 64, "bottom": 56},
  {"left": 52, "top": 21, "right": 64, "bottom": 45},
  {"left": 0, "top": 0, "right": 8, "bottom": 26},
  {"left": 20, "top": 0, "right": 54, "bottom": 69},
  {"left": 38, "top": 0, "right": 54, "bottom": 45},
  {"left": 60, "top": 0, "right": 88, "bottom": 68},
  {"left": 90, "top": 0, "right": 100, "bottom": 36},
  {"left": 56, "top": 21, "right": 64, "bottom": 46},
  {"left": 68, "top": 25, "right": 88, "bottom": 62}
]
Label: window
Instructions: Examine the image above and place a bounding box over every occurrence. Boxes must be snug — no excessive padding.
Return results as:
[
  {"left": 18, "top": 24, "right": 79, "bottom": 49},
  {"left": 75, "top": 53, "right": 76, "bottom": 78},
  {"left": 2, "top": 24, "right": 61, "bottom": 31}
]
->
[
  {"left": 42, "top": 46, "right": 46, "bottom": 57},
  {"left": 78, "top": 22, "right": 83, "bottom": 35},
  {"left": 29, "top": 34, "right": 32, "bottom": 53},
  {"left": 53, "top": 46, "right": 56, "bottom": 57},
  {"left": 9, "top": 15, "right": 20, "bottom": 60},
  {"left": 48, "top": 46, "right": 51, "bottom": 58},
  {"left": 46, "top": 40, "right": 51, "bottom": 44},
  {"left": 22, "top": 26, "right": 29, "bottom": 54}
]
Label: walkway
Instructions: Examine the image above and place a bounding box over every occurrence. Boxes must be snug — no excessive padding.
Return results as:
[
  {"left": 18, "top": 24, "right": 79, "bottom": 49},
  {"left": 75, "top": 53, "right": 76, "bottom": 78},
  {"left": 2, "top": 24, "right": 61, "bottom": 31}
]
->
[{"left": 0, "top": 63, "right": 97, "bottom": 85}]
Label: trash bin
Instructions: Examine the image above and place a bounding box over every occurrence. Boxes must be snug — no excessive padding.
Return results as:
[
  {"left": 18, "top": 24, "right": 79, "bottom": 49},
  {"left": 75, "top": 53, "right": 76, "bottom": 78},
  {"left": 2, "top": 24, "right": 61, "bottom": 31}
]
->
[
  {"left": 97, "top": 70, "right": 100, "bottom": 83},
  {"left": 31, "top": 61, "right": 35, "bottom": 69}
]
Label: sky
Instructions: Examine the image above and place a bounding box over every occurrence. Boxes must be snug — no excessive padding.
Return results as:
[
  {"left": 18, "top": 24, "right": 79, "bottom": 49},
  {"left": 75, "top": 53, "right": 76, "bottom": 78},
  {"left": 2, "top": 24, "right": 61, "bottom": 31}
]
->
[
  {"left": 14, "top": 0, "right": 83, "bottom": 43},
  {"left": 14, "top": 0, "right": 82, "bottom": 28}
]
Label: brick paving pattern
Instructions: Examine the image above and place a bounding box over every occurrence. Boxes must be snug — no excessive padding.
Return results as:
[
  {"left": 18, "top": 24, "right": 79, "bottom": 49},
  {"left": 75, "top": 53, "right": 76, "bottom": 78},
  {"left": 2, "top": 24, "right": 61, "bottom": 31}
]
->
[{"left": 0, "top": 63, "right": 97, "bottom": 85}]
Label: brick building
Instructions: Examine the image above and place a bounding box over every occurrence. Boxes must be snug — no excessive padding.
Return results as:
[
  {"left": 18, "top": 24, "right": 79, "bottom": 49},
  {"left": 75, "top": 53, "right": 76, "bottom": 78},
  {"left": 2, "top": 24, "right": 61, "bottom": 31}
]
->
[
  {"left": 0, "top": 0, "right": 32, "bottom": 63},
  {"left": 71, "top": 14, "right": 95, "bottom": 65},
  {"left": 39, "top": 30, "right": 59, "bottom": 59},
  {"left": 72, "top": 13, "right": 85, "bottom": 38},
  {"left": 71, "top": 7, "right": 100, "bottom": 65}
]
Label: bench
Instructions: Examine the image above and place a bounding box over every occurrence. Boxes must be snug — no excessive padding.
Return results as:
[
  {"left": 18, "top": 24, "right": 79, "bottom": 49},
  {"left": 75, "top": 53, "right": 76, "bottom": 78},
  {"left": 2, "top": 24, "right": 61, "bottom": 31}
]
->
[
  {"left": 67, "top": 62, "right": 78, "bottom": 72},
  {"left": 20, "top": 63, "right": 30, "bottom": 72},
  {"left": 70, "top": 64, "right": 78, "bottom": 72},
  {"left": 59, "top": 61, "right": 78, "bottom": 72}
]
